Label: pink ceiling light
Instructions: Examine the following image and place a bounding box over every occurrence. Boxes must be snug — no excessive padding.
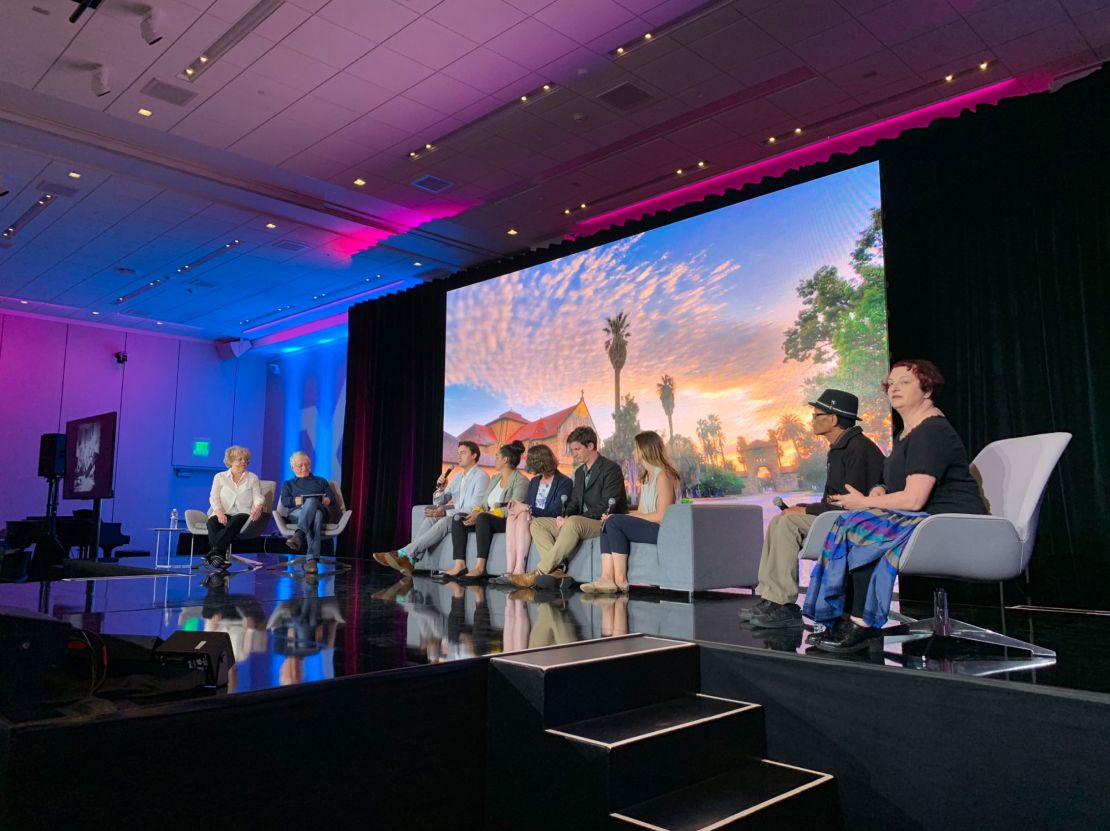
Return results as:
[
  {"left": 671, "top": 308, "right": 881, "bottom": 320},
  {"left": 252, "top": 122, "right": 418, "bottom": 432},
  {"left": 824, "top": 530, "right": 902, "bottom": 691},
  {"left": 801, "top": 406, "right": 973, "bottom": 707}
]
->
[{"left": 573, "top": 77, "right": 1046, "bottom": 236}]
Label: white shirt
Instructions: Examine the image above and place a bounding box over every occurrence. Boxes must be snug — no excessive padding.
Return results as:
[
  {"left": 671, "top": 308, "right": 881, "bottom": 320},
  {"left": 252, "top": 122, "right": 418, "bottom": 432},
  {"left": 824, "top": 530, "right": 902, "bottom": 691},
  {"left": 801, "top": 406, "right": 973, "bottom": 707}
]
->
[{"left": 209, "top": 470, "right": 264, "bottom": 516}]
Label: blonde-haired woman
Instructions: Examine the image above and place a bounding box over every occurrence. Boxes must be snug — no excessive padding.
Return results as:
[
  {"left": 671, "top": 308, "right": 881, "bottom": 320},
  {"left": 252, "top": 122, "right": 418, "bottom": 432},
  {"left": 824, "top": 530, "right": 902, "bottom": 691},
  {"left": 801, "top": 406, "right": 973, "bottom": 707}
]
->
[
  {"left": 582, "top": 431, "right": 680, "bottom": 593},
  {"left": 206, "top": 445, "right": 264, "bottom": 569}
]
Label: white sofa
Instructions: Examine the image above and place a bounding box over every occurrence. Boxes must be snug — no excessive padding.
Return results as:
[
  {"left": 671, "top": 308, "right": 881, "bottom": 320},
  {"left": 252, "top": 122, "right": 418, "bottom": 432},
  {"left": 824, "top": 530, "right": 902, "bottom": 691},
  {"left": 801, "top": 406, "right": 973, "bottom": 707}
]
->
[{"left": 410, "top": 501, "right": 763, "bottom": 593}]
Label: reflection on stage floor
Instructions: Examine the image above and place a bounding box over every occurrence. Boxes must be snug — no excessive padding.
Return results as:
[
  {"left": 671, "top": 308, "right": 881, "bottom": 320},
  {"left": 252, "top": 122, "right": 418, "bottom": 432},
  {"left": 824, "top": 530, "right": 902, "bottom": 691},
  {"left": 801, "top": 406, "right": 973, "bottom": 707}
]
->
[{"left": 1, "top": 556, "right": 1107, "bottom": 708}]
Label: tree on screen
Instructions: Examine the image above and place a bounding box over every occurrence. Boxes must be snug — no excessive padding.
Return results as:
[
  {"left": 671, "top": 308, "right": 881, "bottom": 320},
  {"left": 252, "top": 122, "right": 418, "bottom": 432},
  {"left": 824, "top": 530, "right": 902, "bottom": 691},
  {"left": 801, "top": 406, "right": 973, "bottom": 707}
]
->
[
  {"left": 696, "top": 415, "right": 726, "bottom": 469},
  {"left": 602, "top": 394, "right": 642, "bottom": 503},
  {"left": 656, "top": 374, "right": 675, "bottom": 447},
  {"left": 604, "top": 312, "right": 631, "bottom": 421},
  {"left": 782, "top": 208, "right": 889, "bottom": 441}
]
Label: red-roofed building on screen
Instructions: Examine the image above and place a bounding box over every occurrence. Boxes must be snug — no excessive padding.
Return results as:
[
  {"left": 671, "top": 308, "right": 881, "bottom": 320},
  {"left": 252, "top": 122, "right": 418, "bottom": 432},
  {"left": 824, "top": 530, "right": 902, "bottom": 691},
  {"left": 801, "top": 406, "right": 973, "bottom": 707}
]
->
[{"left": 443, "top": 394, "right": 596, "bottom": 474}]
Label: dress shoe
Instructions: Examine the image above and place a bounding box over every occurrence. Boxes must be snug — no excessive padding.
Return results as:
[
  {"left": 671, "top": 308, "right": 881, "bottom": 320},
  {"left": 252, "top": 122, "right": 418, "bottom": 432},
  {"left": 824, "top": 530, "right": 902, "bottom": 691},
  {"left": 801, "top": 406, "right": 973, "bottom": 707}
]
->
[
  {"left": 205, "top": 552, "right": 229, "bottom": 570},
  {"left": 432, "top": 568, "right": 466, "bottom": 581},
  {"left": 534, "top": 569, "right": 574, "bottom": 590},
  {"left": 750, "top": 602, "right": 803, "bottom": 629},
  {"left": 738, "top": 598, "right": 772, "bottom": 622},
  {"left": 816, "top": 622, "right": 885, "bottom": 654},
  {"left": 303, "top": 559, "right": 318, "bottom": 574},
  {"left": 373, "top": 550, "right": 414, "bottom": 575},
  {"left": 286, "top": 531, "right": 304, "bottom": 553},
  {"left": 456, "top": 572, "right": 488, "bottom": 584},
  {"left": 509, "top": 570, "right": 540, "bottom": 589},
  {"left": 806, "top": 618, "right": 852, "bottom": 646}
]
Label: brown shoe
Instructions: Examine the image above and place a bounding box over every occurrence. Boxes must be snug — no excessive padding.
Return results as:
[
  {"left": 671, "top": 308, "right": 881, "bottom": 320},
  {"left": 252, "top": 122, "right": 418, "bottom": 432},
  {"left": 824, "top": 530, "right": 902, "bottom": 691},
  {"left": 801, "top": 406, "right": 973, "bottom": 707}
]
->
[
  {"left": 304, "top": 559, "right": 318, "bottom": 574},
  {"left": 286, "top": 531, "right": 304, "bottom": 552},
  {"left": 509, "top": 569, "right": 540, "bottom": 589},
  {"left": 373, "top": 550, "right": 414, "bottom": 575}
]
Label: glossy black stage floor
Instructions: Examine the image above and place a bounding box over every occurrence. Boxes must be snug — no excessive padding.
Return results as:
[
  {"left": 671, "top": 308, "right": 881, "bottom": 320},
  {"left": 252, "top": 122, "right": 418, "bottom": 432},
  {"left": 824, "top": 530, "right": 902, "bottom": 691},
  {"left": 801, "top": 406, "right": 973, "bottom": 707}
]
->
[
  {"left": 1, "top": 554, "right": 1108, "bottom": 701},
  {"left": 4, "top": 555, "right": 1110, "bottom": 830}
]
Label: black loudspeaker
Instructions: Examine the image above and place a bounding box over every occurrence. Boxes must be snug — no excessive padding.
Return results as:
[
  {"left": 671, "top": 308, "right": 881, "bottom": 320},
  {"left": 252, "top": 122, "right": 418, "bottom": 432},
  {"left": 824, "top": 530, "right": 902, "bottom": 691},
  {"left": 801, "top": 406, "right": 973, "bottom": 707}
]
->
[
  {"left": 155, "top": 630, "right": 234, "bottom": 688},
  {"left": 38, "top": 433, "right": 66, "bottom": 478},
  {"left": 0, "top": 606, "right": 70, "bottom": 715}
]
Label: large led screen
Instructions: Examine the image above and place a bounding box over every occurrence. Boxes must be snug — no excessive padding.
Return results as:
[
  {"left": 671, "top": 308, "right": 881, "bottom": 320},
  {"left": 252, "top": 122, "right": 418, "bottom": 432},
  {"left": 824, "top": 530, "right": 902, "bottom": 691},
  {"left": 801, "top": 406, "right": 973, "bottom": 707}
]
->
[{"left": 444, "top": 162, "right": 888, "bottom": 518}]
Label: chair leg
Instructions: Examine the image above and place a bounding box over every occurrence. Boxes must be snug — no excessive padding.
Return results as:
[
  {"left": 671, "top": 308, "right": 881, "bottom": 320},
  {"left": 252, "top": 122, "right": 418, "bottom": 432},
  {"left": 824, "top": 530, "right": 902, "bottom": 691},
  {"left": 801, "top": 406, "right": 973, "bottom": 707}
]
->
[{"left": 902, "top": 588, "right": 1055, "bottom": 659}]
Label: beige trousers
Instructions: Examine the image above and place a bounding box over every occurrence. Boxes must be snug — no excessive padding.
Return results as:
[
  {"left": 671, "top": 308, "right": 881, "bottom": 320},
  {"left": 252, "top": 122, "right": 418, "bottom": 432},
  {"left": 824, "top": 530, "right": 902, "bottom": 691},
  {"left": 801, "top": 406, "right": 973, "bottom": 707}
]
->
[
  {"left": 755, "top": 511, "right": 817, "bottom": 605},
  {"left": 529, "top": 515, "right": 603, "bottom": 573}
]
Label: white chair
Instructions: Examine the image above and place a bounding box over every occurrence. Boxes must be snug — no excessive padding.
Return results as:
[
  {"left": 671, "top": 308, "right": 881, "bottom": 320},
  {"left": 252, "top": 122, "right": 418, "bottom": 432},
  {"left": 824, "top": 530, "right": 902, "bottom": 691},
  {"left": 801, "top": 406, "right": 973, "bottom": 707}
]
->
[
  {"left": 800, "top": 432, "right": 1071, "bottom": 658},
  {"left": 184, "top": 480, "right": 277, "bottom": 569},
  {"left": 272, "top": 480, "right": 352, "bottom": 565}
]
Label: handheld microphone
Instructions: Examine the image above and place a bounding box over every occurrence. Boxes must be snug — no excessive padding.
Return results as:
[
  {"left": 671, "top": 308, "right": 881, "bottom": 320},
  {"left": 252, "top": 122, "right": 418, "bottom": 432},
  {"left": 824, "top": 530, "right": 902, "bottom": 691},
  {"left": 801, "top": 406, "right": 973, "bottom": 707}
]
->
[
  {"left": 607, "top": 497, "right": 616, "bottom": 513},
  {"left": 773, "top": 497, "right": 789, "bottom": 511},
  {"left": 560, "top": 494, "right": 568, "bottom": 516},
  {"left": 437, "top": 466, "right": 453, "bottom": 489}
]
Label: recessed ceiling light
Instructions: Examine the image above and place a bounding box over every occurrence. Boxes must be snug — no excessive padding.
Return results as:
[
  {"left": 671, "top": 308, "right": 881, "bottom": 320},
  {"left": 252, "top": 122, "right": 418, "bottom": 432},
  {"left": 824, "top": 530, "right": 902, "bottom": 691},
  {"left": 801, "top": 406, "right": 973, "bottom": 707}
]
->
[
  {"left": 67, "top": 171, "right": 81, "bottom": 179},
  {"left": 155, "top": 321, "right": 164, "bottom": 326},
  {"left": 944, "top": 73, "right": 954, "bottom": 82},
  {"left": 265, "top": 222, "right": 277, "bottom": 229},
  {"left": 413, "top": 261, "right": 423, "bottom": 267},
  {"left": 19, "top": 299, "right": 28, "bottom": 305},
  {"left": 91, "top": 311, "right": 100, "bottom": 315},
  {"left": 424, "top": 143, "right": 433, "bottom": 150},
  {"left": 542, "top": 84, "right": 551, "bottom": 91},
  {"left": 676, "top": 168, "right": 683, "bottom": 175},
  {"left": 616, "top": 47, "right": 625, "bottom": 55},
  {"left": 794, "top": 127, "right": 803, "bottom": 134},
  {"left": 137, "top": 107, "right": 153, "bottom": 117},
  {"left": 353, "top": 178, "right": 366, "bottom": 186},
  {"left": 768, "top": 136, "right": 776, "bottom": 144},
  {"left": 579, "top": 203, "right": 587, "bottom": 209},
  {"left": 507, "top": 228, "right": 518, "bottom": 236},
  {"left": 564, "top": 208, "right": 571, "bottom": 215},
  {"left": 199, "top": 55, "right": 208, "bottom": 64},
  {"left": 643, "top": 33, "right": 652, "bottom": 40},
  {"left": 979, "top": 61, "right": 989, "bottom": 70},
  {"left": 697, "top": 160, "right": 706, "bottom": 168},
  {"left": 520, "top": 95, "right": 528, "bottom": 102}
]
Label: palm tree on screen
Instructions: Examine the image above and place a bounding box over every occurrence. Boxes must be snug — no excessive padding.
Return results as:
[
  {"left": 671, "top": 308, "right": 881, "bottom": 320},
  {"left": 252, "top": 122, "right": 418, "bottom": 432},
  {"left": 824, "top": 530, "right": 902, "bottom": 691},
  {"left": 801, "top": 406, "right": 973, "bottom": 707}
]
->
[
  {"left": 604, "top": 312, "right": 630, "bottom": 421},
  {"left": 657, "top": 374, "right": 675, "bottom": 448}
]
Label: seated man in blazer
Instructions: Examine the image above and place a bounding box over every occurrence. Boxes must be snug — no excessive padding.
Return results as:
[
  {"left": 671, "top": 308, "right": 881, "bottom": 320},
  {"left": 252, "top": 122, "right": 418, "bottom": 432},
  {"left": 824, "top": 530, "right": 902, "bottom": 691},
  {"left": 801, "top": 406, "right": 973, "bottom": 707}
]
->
[{"left": 512, "top": 426, "right": 628, "bottom": 589}]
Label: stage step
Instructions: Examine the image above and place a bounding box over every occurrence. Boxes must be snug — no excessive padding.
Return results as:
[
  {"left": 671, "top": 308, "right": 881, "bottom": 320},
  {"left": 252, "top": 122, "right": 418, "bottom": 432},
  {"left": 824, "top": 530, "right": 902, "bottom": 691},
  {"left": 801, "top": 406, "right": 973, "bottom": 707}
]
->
[
  {"left": 491, "top": 635, "right": 698, "bottom": 726},
  {"left": 547, "top": 693, "right": 767, "bottom": 810},
  {"left": 610, "top": 760, "right": 837, "bottom": 831},
  {"left": 485, "top": 636, "right": 839, "bottom": 829}
]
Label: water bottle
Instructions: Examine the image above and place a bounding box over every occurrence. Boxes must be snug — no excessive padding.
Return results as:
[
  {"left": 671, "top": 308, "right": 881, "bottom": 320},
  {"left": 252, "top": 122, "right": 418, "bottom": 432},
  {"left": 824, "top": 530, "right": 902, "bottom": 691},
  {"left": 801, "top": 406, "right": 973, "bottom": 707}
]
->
[{"left": 170, "top": 508, "right": 178, "bottom": 529}]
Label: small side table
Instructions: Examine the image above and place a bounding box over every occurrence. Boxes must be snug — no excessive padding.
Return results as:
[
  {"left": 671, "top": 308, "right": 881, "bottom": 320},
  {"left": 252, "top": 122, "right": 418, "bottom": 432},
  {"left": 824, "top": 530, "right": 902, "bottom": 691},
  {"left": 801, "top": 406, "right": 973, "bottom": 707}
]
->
[{"left": 152, "top": 527, "right": 187, "bottom": 569}]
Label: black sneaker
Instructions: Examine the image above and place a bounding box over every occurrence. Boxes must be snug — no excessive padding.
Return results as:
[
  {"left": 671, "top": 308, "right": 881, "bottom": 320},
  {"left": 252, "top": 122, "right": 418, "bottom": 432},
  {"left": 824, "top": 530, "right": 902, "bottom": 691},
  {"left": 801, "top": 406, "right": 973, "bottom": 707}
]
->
[
  {"left": 738, "top": 598, "right": 772, "bottom": 622},
  {"left": 750, "top": 601, "right": 803, "bottom": 629},
  {"left": 206, "top": 552, "right": 229, "bottom": 570}
]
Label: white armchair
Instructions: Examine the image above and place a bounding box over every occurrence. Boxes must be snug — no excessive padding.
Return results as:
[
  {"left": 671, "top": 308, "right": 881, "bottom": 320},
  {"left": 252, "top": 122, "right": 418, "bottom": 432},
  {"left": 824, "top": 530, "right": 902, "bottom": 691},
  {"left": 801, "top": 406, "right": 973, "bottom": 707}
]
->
[{"left": 800, "top": 432, "right": 1071, "bottom": 658}]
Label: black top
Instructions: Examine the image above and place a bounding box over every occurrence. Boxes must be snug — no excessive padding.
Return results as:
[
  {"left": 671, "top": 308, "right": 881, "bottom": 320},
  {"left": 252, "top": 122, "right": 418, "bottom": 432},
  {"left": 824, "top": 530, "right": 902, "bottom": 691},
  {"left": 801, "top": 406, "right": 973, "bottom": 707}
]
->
[
  {"left": 523, "top": 470, "right": 574, "bottom": 518},
  {"left": 804, "top": 426, "right": 886, "bottom": 516},
  {"left": 566, "top": 455, "right": 629, "bottom": 519},
  {"left": 882, "top": 416, "right": 986, "bottom": 515}
]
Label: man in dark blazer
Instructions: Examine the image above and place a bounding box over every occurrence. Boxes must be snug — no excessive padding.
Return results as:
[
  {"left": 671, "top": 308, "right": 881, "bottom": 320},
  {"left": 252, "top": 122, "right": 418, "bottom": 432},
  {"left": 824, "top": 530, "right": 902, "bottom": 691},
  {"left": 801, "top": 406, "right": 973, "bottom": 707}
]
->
[{"left": 511, "top": 426, "right": 628, "bottom": 589}]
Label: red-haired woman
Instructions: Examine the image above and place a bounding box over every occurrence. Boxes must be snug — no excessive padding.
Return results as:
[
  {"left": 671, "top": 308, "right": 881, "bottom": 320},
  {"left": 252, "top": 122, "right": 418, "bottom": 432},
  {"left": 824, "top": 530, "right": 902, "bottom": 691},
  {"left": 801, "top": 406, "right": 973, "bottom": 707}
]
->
[{"left": 803, "top": 360, "right": 987, "bottom": 653}]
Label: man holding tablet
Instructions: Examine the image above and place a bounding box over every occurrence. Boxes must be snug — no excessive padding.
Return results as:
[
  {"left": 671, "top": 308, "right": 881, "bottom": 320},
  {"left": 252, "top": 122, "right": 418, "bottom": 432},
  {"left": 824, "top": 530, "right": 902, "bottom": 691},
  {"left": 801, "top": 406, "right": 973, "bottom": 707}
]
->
[{"left": 280, "top": 451, "right": 337, "bottom": 573}]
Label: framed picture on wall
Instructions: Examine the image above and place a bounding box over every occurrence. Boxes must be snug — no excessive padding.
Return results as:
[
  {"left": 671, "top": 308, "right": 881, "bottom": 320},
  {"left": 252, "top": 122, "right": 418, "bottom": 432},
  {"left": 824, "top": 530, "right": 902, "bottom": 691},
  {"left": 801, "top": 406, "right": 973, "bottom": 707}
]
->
[{"left": 63, "top": 411, "right": 118, "bottom": 501}]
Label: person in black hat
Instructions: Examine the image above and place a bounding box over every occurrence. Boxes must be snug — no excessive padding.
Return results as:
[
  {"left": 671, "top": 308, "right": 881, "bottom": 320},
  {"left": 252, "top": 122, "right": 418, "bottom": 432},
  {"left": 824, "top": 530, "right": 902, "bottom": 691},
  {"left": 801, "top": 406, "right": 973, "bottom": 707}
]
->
[{"left": 742, "top": 389, "right": 885, "bottom": 629}]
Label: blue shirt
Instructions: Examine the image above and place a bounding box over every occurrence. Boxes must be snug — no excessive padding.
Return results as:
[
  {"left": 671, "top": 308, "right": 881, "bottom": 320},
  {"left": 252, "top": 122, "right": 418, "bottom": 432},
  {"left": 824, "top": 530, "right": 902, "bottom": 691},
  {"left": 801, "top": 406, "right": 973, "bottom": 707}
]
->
[{"left": 434, "top": 466, "right": 489, "bottom": 516}]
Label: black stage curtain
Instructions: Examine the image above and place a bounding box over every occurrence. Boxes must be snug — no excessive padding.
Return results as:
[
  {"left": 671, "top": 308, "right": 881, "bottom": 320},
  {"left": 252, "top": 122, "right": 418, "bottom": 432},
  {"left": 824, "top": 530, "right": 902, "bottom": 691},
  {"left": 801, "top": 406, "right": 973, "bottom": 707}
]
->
[
  {"left": 881, "top": 65, "right": 1110, "bottom": 608},
  {"left": 341, "top": 282, "right": 447, "bottom": 556}
]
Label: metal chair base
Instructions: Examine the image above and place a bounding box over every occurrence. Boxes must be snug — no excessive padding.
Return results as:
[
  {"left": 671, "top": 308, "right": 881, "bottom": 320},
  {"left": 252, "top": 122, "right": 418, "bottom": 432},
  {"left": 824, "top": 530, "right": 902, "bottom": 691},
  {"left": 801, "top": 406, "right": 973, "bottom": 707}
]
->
[{"left": 904, "top": 588, "right": 1056, "bottom": 659}]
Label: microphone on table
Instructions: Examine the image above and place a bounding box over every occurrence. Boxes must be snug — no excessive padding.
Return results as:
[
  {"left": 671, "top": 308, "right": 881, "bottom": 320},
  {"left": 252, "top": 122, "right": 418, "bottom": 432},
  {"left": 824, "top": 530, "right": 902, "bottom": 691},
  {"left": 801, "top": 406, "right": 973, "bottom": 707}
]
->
[
  {"left": 773, "top": 497, "right": 790, "bottom": 511},
  {"left": 560, "top": 494, "right": 568, "bottom": 517}
]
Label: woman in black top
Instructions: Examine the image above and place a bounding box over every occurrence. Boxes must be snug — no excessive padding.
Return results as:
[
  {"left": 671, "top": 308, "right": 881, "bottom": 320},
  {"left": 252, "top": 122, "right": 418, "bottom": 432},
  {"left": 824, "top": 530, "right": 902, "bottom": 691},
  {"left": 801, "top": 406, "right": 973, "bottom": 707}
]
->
[{"left": 803, "top": 359, "right": 986, "bottom": 652}]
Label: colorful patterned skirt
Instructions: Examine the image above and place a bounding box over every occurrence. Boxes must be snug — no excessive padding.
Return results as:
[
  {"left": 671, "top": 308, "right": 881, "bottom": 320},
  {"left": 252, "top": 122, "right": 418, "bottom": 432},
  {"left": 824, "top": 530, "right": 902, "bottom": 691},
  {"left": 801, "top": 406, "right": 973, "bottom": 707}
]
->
[{"left": 802, "top": 508, "right": 928, "bottom": 628}]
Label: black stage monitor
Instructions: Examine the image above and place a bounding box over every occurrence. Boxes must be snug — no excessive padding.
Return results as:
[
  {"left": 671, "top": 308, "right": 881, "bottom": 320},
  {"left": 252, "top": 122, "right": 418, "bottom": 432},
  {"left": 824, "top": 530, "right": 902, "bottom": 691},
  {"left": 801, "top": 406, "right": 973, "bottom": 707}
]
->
[{"left": 63, "top": 411, "right": 118, "bottom": 501}]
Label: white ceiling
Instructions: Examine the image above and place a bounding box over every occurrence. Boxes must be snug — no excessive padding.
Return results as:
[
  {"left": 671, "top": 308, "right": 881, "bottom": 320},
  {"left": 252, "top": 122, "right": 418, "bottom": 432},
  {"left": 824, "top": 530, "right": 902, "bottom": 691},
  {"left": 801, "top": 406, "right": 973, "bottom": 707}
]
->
[{"left": 1, "top": 0, "right": 1106, "bottom": 340}]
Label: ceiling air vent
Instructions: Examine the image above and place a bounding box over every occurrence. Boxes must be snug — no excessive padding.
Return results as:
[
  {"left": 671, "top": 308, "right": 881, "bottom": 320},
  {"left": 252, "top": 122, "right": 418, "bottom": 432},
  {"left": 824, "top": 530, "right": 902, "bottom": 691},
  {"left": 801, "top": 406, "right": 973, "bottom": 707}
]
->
[
  {"left": 272, "top": 240, "right": 310, "bottom": 252},
  {"left": 124, "top": 307, "right": 152, "bottom": 317},
  {"left": 412, "top": 175, "right": 453, "bottom": 194},
  {"left": 596, "top": 82, "right": 654, "bottom": 112},
  {"left": 186, "top": 277, "right": 216, "bottom": 289},
  {"left": 36, "top": 180, "right": 79, "bottom": 197},
  {"left": 141, "top": 78, "right": 197, "bottom": 107}
]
